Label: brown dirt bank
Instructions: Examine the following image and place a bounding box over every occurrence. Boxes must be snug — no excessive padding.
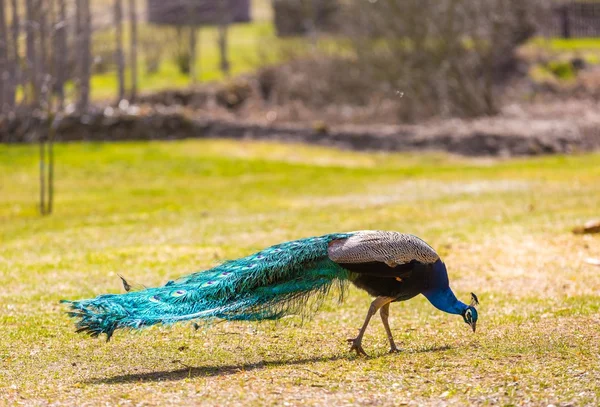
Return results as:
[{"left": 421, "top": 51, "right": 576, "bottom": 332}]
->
[{"left": 2, "top": 106, "right": 599, "bottom": 156}]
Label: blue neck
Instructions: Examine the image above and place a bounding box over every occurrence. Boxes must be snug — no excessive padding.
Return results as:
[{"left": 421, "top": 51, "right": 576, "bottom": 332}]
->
[
  {"left": 422, "top": 287, "right": 468, "bottom": 315},
  {"left": 422, "top": 260, "right": 468, "bottom": 315}
]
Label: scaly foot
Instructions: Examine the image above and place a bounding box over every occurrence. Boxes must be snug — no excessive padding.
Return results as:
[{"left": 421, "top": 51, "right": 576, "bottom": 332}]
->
[{"left": 347, "top": 337, "right": 368, "bottom": 356}]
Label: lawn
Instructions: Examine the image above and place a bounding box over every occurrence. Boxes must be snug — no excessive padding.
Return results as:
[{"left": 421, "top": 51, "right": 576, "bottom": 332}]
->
[
  {"left": 522, "top": 37, "right": 600, "bottom": 76},
  {"left": 1, "top": 140, "right": 600, "bottom": 406}
]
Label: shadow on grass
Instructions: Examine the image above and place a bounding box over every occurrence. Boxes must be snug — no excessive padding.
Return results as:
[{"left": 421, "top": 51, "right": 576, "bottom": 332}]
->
[
  {"left": 412, "top": 345, "right": 453, "bottom": 353},
  {"left": 88, "top": 345, "right": 453, "bottom": 385}
]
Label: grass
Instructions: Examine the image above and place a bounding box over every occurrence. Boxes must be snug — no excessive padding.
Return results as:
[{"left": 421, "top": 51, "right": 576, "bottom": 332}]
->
[
  {"left": 537, "top": 37, "right": 600, "bottom": 52},
  {"left": 523, "top": 37, "right": 600, "bottom": 67},
  {"left": 1, "top": 139, "right": 600, "bottom": 406},
  {"left": 520, "top": 37, "right": 600, "bottom": 85}
]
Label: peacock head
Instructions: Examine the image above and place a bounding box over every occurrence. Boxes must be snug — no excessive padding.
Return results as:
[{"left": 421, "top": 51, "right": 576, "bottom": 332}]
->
[{"left": 461, "top": 293, "right": 479, "bottom": 332}]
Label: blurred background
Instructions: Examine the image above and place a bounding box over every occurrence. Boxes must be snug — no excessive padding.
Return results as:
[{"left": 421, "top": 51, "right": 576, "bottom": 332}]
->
[{"left": 1, "top": 1, "right": 600, "bottom": 149}]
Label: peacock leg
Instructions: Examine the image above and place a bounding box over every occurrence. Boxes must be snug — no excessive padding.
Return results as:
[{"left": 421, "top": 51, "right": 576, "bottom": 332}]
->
[
  {"left": 380, "top": 303, "right": 400, "bottom": 353},
  {"left": 347, "top": 296, "right": 395, "bottom": 356}
]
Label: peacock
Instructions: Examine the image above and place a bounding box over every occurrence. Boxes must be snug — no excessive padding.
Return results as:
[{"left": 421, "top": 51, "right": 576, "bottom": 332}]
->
[{"left": 63, "top": 231, "right": 479, "bottom": 355}]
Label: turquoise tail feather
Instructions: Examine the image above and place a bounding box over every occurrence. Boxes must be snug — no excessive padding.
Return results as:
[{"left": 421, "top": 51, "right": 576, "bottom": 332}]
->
[{"left": 63, "top": 233, "right": 354, "bottom": 341}]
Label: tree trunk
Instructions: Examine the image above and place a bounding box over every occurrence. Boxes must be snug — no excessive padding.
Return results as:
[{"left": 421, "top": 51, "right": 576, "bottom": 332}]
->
[
  {"left": 38, "top": 0, "right": 49, "bottom": 107},
  {"left": 55, "top": 0, "right": 67, "bottom": 109},
  {"left": 128, "top": 0, "right": 138, "bottom": 101},
  {"left": 75, "top": 0, "right": 81, "bottom": 103},
  {"left": 25, "top": 0, "right": 39, "bottom": 107},
  {"left": 7, "top": 0, "right": 18, "bottom": 110},
  {"left": 189, "top": 26, "right": 198, "bottom": 84},
  {"left": 218, "top": 0, "right": 230, "bottom": 77},
  {"left": 77, "top": 0, "right": 91, "bottom": 111},
  {"left": 40, "top": 135, "right": 46, "bottom": 215},
  {"left": 114, "top": 0, "right": 125, "bottom": 102},
  {"left": 47, "top": 115, "right": 55, "bottom": 215},
  {"left": 560, "top": 6, "right": 570, "bottom": 39},
  {"left": 0, "top": 0, "right": 7, "bottom": 113}
]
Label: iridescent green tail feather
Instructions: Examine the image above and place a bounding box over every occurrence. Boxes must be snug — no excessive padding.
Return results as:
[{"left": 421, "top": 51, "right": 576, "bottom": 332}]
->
[{"left": 62, "top": 233, "right": 353, "bottom": 341}]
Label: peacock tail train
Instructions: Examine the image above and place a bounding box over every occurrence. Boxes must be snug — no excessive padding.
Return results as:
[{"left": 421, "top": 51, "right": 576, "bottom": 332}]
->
[{"left": 62, "top": 233, "right": 354, "bottom": 341}]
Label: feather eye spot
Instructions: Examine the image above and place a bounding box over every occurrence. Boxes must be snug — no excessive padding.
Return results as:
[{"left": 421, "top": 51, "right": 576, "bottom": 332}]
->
[
  {"left": 255, "top": 255, "right": 265, "bottom": 260},
  {"left": 244, "top": 264, "right": 256, "bottom": 270},
  {"left": 202, "top": 280, "right": 216, "bottom": 287},
  {"left": 220, "top": 271, "right": 231, "bottom": 276},
  {"left": 149, "top": 295, "right": 161, "bottom": 303},
  {"left": 172, "top": 290, "right": 186, "bottom": 297}
]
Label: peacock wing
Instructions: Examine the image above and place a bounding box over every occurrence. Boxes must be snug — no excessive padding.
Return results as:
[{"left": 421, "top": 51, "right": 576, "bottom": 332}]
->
[{"left": 327, "top": 231, "right": 440, "bottom": 278}]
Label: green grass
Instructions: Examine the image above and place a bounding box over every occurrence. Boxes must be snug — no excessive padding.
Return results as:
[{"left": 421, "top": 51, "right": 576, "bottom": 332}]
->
[
  {"left": 1, "top": 140, "right": 600, "bottom": 406},
  {"left": 536, "top": 37, "right": 600, "bottom": 51},
  {"left": 521, "top": 37, "right": 600, "bottom": 85},
  {"left": 524, "top": 37, "right": 600, "bottom": 66}
]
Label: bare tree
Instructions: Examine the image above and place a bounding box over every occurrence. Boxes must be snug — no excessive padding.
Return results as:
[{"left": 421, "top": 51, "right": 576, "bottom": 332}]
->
[
  {"left": 0, "top": 0, "right": 7, "bottom": 113},
  {"left": 341, "top": 0, "right": 543, "bottom": 120},
  {"left": 265, "top": 0, "right": 545, "bottom": 122},
  {"left": 114, "top": 0, "right": 125, "bottom": 102},
  {"left": 5, "top": 0, "right": 19, "bottom": 110},
  {"left": 25, "top": 0, "right": 39, "bottom": 107},
  {"left": 189, "top": 26, "right": 198, "bottom": 84},
  {"left": 39, "top": 0, "right": 49, "bottom": 107},
  {"left": 218, "top": 0, "right": 231, "bottom": 77},
  {"left": 54, "top": 0, "right": 67, "bottom": 109},
  {"left": 76, "top": 0, "right": 91, "bottom": 111},
  {"left": 128, "top": 0, "right": 138, "bottom": 101}
]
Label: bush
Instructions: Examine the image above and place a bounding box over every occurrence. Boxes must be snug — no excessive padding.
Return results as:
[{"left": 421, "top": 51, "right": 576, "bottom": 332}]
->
[
  {"left": 272, "top": 0, "right": 340, "bottom": 37},
  {"left": 139, "top": 29, "right": 171, "bottom": 75},
  {"left": 343, "top": 0, "right": 547, "bottom": 120},
  {"left": 547, "top": 61, "right": 576, "bottom": 80},
  {"left": 266, "top": 0, "right": 548, "bottom": 122}
]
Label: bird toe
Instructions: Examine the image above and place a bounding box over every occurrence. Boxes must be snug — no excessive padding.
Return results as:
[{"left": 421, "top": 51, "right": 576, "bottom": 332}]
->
[{"left": 347, "top": 338, "right": 368, "bottom": 356}]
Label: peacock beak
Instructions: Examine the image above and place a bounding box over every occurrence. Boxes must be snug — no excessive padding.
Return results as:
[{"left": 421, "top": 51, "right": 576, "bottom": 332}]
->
[{"left": 470, "top": 321, "right": 477, "bottom": 332}]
